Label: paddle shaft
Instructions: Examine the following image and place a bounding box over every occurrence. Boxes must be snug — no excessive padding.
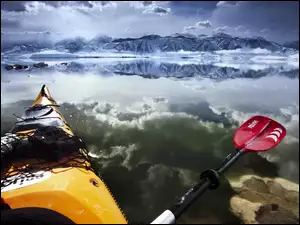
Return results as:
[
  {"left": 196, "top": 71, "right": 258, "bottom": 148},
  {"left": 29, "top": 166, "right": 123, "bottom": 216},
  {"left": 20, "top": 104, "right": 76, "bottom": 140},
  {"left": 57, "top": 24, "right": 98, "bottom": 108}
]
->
[{"left": 151, "top": 149, "right": 244, "bottom": 224}]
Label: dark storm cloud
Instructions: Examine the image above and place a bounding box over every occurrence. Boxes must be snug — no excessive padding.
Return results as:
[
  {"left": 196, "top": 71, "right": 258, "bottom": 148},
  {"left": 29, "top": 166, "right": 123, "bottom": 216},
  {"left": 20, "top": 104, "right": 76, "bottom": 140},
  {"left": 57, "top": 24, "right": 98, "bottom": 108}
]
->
[
  {"left": 142, "top": 1, "right": 153, "bottom": 7},
  {"left": 1, "top": 1, "right": 27, "bottom": 12},
  {"left": 214, "top": 1, "right": 299, "bottom": 30},
  {"left": 152, "top": 6, "right": 168, "bottom": 14},
  {"left": 212, "top": 1, "right": 299, "bottom": 43},
  {"left": 169, "top": 1, "right": 218, "bottom": 18}
]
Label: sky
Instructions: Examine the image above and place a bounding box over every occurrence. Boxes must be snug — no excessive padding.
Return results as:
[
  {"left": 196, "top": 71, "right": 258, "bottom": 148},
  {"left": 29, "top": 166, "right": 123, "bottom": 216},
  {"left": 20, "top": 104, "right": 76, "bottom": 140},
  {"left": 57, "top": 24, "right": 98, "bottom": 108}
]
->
[{"left": 1, "top": 1, "right": 299, "bottom": 44}]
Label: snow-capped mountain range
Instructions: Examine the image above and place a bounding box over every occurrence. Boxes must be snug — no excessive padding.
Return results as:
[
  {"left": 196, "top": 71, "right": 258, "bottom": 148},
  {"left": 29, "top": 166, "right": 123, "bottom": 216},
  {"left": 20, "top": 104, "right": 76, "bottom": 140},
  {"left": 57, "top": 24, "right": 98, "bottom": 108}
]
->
[{"left": 1, "top": 33, "right": 298, "bottom": 55}]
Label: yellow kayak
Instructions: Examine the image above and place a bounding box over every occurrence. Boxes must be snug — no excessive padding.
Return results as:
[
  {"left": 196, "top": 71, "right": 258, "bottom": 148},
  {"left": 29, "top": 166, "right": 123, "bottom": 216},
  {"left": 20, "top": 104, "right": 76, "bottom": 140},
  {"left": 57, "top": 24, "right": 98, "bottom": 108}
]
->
[{"left": 1, "top": 85, "right": 127, "bottom": 224}]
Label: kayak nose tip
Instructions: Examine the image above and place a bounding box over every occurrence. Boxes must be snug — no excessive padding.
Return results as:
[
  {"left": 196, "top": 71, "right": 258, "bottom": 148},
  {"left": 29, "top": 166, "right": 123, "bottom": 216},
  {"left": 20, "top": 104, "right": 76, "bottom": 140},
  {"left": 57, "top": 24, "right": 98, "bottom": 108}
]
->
[
  {"left": 41, "top": 84, "right": 46, "bottom": 93},
  {"left": 40, "top": 84, "right": 51, "bottom": 98}
]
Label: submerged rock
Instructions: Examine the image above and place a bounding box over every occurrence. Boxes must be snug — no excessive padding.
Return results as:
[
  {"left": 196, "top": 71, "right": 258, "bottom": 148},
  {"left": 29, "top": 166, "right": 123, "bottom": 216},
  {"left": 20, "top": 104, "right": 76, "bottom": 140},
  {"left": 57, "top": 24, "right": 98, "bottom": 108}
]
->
[
  {"left": 32, "top": 62, "right": 48, "bottom": 68},
  {"left": 230, "top": 196, "right": 261, "bottom": 224},
  {"left": 229, "top": 175, "right": 299, "bottom": 224},
  {"left": 4, "top": 62, "right": 48, "bottom": 71},
  {"left": 14, "top": 64, "right": 29, "bottom": 70},
  {"left": 4, "top": 65, "right": 14, "bottom": 71}
]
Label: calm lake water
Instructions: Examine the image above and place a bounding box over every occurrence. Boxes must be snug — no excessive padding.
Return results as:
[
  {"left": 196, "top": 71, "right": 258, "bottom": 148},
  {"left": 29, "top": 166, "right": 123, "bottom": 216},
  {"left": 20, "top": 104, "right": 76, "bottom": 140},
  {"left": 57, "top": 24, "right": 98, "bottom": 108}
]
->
[{"left": 1, "top": 58, "right": 299, "bottom": 223}]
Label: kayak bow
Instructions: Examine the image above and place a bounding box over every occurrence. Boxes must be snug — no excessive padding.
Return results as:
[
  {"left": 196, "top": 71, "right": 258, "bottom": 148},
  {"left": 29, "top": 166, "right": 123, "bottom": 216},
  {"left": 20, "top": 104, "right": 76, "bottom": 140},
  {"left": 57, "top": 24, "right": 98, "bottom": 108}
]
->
[{"left": 1, "top": 85, "right": 127, "bottom": 224}]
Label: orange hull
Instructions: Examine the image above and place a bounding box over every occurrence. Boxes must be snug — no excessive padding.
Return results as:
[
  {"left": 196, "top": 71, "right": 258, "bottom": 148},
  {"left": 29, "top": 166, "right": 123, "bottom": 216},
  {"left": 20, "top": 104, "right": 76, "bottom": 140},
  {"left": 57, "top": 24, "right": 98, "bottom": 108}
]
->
[{"left": 1, "top": 85, "right": 127, "bottom": 224}]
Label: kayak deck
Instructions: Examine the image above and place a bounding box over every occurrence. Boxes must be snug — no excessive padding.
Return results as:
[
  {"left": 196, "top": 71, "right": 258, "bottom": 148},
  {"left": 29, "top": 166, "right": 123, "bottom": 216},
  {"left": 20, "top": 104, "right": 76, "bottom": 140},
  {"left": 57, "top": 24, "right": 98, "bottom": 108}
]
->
[{"left": 1, "top": 85, "right": 127, "bottom": 224}]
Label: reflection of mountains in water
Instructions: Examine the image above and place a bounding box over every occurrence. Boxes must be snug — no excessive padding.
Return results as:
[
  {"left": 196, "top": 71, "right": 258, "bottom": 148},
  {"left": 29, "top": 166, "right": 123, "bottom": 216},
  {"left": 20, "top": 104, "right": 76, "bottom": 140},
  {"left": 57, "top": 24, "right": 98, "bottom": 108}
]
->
[
  {"left": 56, "top": 61, "right": 299, "bottom": 80},
  {"left": 2, "top": 60, "right": 298, "bottom": 81}
]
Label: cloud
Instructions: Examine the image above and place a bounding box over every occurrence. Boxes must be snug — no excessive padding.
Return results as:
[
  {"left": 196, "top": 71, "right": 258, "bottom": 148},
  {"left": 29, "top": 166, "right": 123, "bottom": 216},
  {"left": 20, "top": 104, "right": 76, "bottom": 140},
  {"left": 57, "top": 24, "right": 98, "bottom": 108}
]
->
[
  {"left": 1, "top": 18, "right": 21, "bottom": 28},
  {"left": 153, "top": 6, "right": 170, "bottom": 14},
  {"left": 143, "top": 6, "right": 171, "bottom": 15},
  {"left": 244, "top": 29, "right": 250, "bottom": 36},
  {"left": 183, "top": 26, "right": 197, "bottom": 32},
  {"left": 0, "top": 1, "right": 96, "bottom": 11},
  {"left": 235, "top": 25, "right": 246, "bottom": 32},
  {"left": 87, "top": 1, "right": 112, "bottom": 7},
  {"left": 216, "top": 1, "right": 240, "bottom": 8},
  {"left": 183, "top": 20, "right": 212, "bottom": 33},
  {"left": 213, "top": 26, "right": 228, "bottom": 33},
  {"left": 142, "top": 1, "right": 154, "bottom": 7},
  {"left": 1, "top": 1, "right": 298, "bottom": 43},
  {"left": 23, "top": 1, "right": 54, "bottom": 13},
  {"left": 260, "top": 28, "right": 270, "bottom": 33},
  {"left": 1, "top": 1, "right": 198, "bottom": 40},
  {"left": 1, "top": 1, "right": 28, "bottom": 11},
  {"left": 183, "top": 25, "right": 197, "bottom": 33},
  {"left": 196, "top": 20, "right": 212, "bottom": 28},
  {"left": 128, "top": 1, "right": 171, "bottom": 15},
  {"left": 216, "top": 1, "right": 231, "bottom": 8}
]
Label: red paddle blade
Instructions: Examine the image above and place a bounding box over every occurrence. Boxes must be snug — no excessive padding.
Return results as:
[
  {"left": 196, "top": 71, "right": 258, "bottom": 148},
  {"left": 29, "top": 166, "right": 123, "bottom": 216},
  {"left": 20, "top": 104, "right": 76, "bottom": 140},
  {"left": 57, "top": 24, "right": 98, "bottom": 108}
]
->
[{"left": 234, "top": 115, "right": 286, "bottom": 152}]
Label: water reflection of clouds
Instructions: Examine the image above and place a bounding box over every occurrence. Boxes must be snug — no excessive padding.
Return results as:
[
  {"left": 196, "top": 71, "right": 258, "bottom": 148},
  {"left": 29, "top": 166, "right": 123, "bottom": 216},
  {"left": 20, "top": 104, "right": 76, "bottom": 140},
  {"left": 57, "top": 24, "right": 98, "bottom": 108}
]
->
[
  {"left": 1, "top": 65, "right": 298, "bottom": 113},
  {"left": 1, "top": 60, "right": 299, "bottom": 223}
]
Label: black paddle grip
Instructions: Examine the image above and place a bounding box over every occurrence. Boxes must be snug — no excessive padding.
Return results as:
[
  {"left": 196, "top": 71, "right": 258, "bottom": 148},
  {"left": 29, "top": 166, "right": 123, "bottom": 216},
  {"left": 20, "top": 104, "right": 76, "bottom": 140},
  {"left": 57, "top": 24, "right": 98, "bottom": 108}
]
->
[{"left": 200, "top": 169, "right": 220, "bottom": 190}]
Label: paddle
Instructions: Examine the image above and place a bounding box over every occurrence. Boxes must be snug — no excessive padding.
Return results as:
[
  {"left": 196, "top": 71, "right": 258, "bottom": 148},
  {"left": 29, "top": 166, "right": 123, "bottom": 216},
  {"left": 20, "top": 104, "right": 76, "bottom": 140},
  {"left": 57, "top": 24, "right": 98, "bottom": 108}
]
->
[{"left": 151, "top": 115, "right": 286, "bottom": 224}]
